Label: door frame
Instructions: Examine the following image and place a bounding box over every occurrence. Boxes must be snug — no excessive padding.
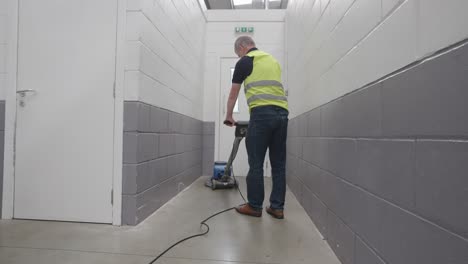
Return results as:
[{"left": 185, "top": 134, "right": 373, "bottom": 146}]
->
[{"left": 2, "top": 0, "right": 126, "bottom": 226}]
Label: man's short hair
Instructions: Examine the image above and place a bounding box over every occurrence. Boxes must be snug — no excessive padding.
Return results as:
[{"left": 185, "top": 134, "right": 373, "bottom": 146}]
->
[{"left": 234, "top": 36, "right": 256, "bottom": 52}]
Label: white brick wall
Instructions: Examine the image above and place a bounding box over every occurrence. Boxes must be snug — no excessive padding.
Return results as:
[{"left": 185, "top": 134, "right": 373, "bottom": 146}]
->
[
  {"left": 125, "top": 0, "right": 206, "bottom": 120},
  {"left": 286, "top": 0, "right": 468, "bottom": 117}
]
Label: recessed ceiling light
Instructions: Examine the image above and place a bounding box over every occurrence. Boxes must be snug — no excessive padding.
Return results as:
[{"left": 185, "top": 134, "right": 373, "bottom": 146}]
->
[{"left": 233, "top": 0, "right": 253, "bottom": 6}]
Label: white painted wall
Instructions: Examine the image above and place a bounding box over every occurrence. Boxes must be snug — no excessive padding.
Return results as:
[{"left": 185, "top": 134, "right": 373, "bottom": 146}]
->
[
  {"left": 125, "top": 0, "right": 206, "bottom": 120},
  {"left": 286, "top": 0, "right": 468, "bottom": 117},
  {"left": 0, "top": 0, "right": 8, "bottom": 100},
  {"left": 203, "top": 10, "right": 286, "bottom": 122}
]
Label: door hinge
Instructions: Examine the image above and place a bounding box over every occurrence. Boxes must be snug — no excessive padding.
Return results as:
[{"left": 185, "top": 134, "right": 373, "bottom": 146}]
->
[{"left": 111, "top": 189, "right": 114, "bottom": 205}]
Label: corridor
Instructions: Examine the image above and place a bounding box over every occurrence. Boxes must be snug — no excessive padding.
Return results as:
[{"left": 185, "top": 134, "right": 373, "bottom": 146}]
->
[{"left": 1, "top": 0, "right": 467, "bottom": 263}]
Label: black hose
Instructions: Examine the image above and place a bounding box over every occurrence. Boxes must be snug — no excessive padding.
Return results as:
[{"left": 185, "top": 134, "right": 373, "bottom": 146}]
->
[{"left": 148, "top": 173, "right": 246, "bottom": 263}]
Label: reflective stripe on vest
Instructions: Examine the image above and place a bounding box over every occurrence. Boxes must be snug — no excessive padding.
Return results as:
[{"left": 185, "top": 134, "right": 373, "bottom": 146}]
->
[
  {"left": 247, "top": 94, "right": 288, "bottom": 105},
  {"left": 244, "top": 80, "right": 284, "bottom": 93}
]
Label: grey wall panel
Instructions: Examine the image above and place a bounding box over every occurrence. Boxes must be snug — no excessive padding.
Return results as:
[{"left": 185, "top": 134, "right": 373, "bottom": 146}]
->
[
  {"left": 122, "top": 164, "right": 137, "bottom": 194},
  {"left": 341, "top": 84, "right": 382, "bottom": 138},
  {"left": 168, "top": 154, "right": 183, "bottom": 178},
  {"left": 286, "top": 174, "right": 303, "bottom": 202},
  {"left": 181, "top": 116, "right": 191, "bottom": 135},
  {"left": 382, "top": 65, "right": 443, "bottom": 137},
  {"left": 332, "top": 178, "right": 357, "bottom": 228},
  {"left": 349, "top": 171, "right": 466, "bottom": 264},
  {"left": 203, "top": 134, "right": 215, "bottom": 150},
  {"left": 122, "top": 102, "right": 204, "bottom": 225},
  {"left": 150, "top": 107, "right": 169, "bottom": 133},
  {"left": 452, "top": 43, "right": 468, "bottom": 66},
  {"left": 138, "top": 103, "right": 151, "bottom": 133},
  {"left": 415, "top": 140, "right": 468, "bottom": 239},
  {"left": 287, "top": 137, "right": 302, "bottom": 158},
  {"left": 355, "top": 236, "right": 385, "bottom": 264},
  {"left": 0, "top": 102, "right": 5, "bottom": 131},
  {"left": 302, "top": 185, "right": 328, "bottom": 238},
  {"left": 321, "top": 99, "right": 345, "bottom": 137},
  {"left": 138, "top": 134, "right": 158, "bottom": 162},
  {"left": 301, "top": 162, "right": 322, "bottom": 197},
  {"left": 382, "top": 43, "right": 468, "bottom": 138},
  {"left": 288, "top": 118, "right": 299, "bottom": 137},
  {"left": 287, "top": 32, "right": 468, "bottom": 264},
  {"left": 122, "top": 195, "right": 137, "bottom": 225},
  {"left": 302, "top": 138, "right": 328, "bottom": 169},
  {"left": 349, "top": 188, "right": 385, "bottom": 251},
  {"left": 378, "top": 198, "right": 468, "bottom": 264},
  {"left": 306, "top": 109, "right": 321, "bottom": 137},
  {"left": 168, "top": 112, "right": 183, "bottom": 133},
  {"left": 203, "top": 122, "right": 215, "bottom": 135},
  {"left": 123, "top": 102, "right": 138, "bottom": 132},
  {"left": 159, "top": 134, "right": 176, "bottom": 157},
  {"left": 327, "top": 210, "right": 355, "bottom": 264},
  {"left": 327, "top": 139, "right": 357, "bottom": 183},
  {"left": 175, "top": 134, "right": 185, "bottom": 154},
  {"left": 297, "top": 113, "right": 308, "bottom": 137},
  {"left": 123, "top": 133, "right": 139, "bottom": 164},
  {"left": 149, "top": 157, "right": 169, "bottom": 187},
  {"left": 356, "top": 139, "right": 416, "bottom": 210},
  {"left": 203, "top": 147, "right": 214, "bottom": 176},
  {"left": 0, "top": 130, "right": 4, "bottom": 218},
  {"left": 0, "top": 101, "right": 5, "bottom": 217},
  {"left": 319, "top": 172, "right": 339, "bottom": 215},
  {"left": 286, "top": 153, "right": 299, "bottom": 175}
]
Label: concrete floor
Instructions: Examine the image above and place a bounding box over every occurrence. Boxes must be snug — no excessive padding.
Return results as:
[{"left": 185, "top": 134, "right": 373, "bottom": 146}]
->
[{"left": 0, "top": 176, "right": 340, "bottom": 264}]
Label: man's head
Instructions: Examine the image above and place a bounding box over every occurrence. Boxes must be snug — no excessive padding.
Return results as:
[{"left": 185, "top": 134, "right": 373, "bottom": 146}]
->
[{"left": 234, "top": 36, "right": 256, "bottom": 57}]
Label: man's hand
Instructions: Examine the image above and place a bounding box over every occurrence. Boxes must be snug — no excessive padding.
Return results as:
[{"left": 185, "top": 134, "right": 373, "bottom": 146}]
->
[
  {"left": 225, "top": 83, "right": 241, "bottom": 127},
  {"left": 224, "top": 115, "right": 236, "bottom": 127}
]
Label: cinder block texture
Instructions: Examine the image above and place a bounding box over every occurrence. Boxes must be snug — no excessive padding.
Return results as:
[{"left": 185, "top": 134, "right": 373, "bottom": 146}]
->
[
  {"left": 122, "top": 102, "right": 204, "bottom": 225},
  {"left": 287, "top": 42, "right": 468, "bottom": 263}
]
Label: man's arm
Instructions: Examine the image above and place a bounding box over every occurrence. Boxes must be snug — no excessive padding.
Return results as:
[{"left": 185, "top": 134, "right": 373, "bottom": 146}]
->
[{"left": 224, "top": 83, "right": 242, "bottom": 126}]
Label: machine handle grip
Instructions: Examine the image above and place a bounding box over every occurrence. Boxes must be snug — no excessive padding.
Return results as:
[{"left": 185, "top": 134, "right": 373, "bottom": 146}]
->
[{"left": 223, "top": 120, "right": 236, "bottom": 126}]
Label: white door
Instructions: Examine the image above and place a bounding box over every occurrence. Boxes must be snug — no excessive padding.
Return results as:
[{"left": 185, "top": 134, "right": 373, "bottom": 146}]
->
[
  {"left": 218, "top": 59, "right": 271, "bottom": 177},
  {"left": 14, "top": 0, "right": 117, "bottom": 223}
]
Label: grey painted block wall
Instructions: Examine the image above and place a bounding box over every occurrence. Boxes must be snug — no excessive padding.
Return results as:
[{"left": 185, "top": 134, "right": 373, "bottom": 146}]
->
[
  {"left": 0, "top": 101, "right": 4, "bottom": 218},
  {"left": 287, "top": 42, "right": 468, "bottom": 263},
  {"left": 203, "top": 122, "right": 215, "bottom": 176},
  {"left": 122, "top": 102, "right": 203, "bottom": 225}
]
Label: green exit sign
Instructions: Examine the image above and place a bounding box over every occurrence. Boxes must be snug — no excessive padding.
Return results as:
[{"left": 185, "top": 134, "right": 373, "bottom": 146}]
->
[{"left": 235, "top": 27, "right": 254, "bottom": 33}]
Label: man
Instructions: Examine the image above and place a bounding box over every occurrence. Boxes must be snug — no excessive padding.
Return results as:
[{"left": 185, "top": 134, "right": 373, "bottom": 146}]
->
[{"left": 224, "top": 36, "right": 289, "bottom": 219}]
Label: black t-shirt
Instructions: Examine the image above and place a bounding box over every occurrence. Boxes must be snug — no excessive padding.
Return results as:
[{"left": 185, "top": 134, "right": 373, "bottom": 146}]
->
[{"left": 232, "top": 48, "right": 258, "bottom": 84}]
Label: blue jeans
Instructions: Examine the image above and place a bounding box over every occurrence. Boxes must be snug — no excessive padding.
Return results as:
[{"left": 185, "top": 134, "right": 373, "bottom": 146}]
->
[{"left": 245, "top": 105, "right": 288, "bottom": 210}]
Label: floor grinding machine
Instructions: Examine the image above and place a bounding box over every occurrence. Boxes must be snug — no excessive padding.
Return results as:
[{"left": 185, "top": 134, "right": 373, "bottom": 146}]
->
[{"left": 205, "top": 121, "right": 249, "bottom": 190}]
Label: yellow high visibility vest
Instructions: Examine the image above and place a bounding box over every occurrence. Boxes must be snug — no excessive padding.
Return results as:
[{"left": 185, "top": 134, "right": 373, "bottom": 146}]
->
[{"left": 244, "top": 50, "right": 288, "bottom": 112}]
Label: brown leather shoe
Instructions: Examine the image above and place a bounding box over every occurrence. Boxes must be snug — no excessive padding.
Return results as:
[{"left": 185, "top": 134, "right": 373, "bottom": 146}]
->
[
  {"left": 266, "top": 207, "right": 284, "bottom": 219},
  {"left": 235, "top": 204, "right": 262, "bottom": 217}
]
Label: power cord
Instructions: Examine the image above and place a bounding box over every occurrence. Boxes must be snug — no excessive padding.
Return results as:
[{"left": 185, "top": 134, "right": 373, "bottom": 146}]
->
[
  {"left": 232, "top": 169, "right": 247, "bottom": 203},
  {"left": 148, "top": 173, "right": 246, "bottom": 264}
]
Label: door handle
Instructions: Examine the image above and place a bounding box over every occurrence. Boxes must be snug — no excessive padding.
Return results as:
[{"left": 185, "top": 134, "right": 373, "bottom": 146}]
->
[{"left": 17, "top": 89, "right": 36, "bottom": 97}]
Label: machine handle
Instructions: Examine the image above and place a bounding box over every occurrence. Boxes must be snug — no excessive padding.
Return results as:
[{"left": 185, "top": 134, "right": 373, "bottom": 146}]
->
[{"left": 223, "top": 120, "right": 237, "bottom": 126}]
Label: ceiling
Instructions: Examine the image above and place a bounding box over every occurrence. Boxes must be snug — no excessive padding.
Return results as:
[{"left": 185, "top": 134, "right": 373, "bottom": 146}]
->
[{"left": 204, "top": 0, "right": 288, "bottom": 9}]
